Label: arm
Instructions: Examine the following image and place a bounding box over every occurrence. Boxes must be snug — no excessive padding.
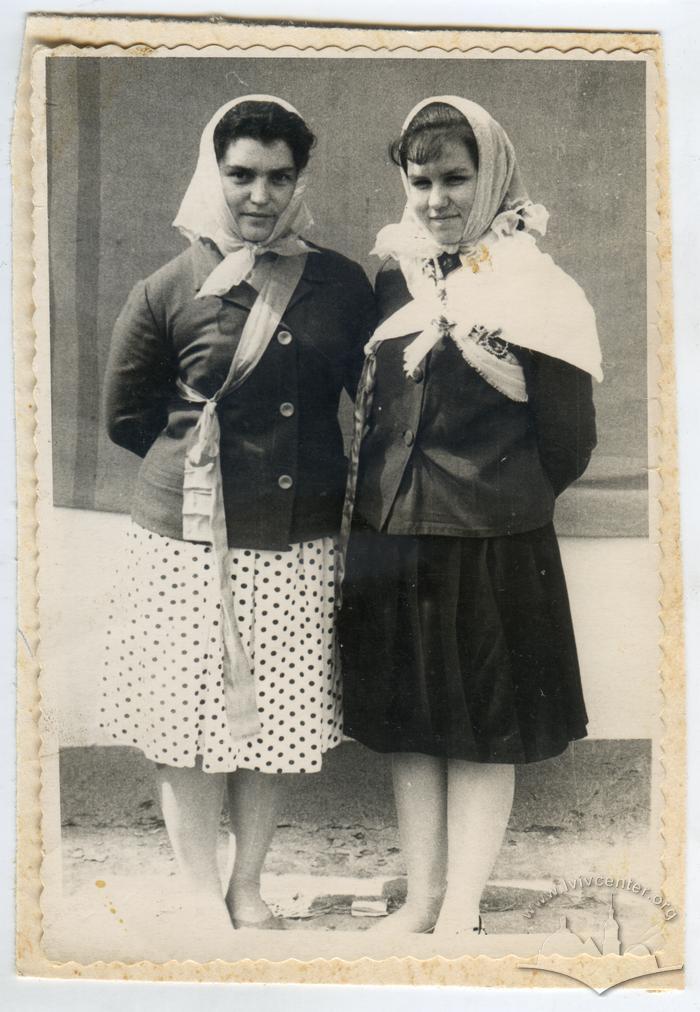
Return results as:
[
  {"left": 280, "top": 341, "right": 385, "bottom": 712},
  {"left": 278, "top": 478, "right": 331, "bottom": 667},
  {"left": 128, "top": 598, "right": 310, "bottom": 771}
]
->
[
  {"left": 103, "top": 279, "right": 177, "bottom": 458},
  {"left": 343, "top": 264, "right": 377, "bottom": 399},
  {"left": 341, "top": 257, "right": 405, "bottom": 400},
  {"left": 528, "top": 352, "right": 597, "bottom": 496},
  {"left": 375, "top": 257, "right": 411, "bottom": 319}
]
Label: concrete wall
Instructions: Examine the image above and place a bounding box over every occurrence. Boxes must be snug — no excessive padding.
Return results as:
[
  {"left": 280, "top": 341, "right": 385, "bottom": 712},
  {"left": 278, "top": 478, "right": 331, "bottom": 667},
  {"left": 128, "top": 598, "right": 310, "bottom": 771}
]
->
[
  {"left": 61, "top": 739, "right": 651, "bottom": 840},
  {"left": 39, "top": 508, "right": 660, "bottom": 748}
]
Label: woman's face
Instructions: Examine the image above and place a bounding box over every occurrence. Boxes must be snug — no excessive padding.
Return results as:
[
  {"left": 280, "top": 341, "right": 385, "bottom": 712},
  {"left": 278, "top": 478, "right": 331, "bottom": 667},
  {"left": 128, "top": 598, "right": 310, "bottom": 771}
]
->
[
  {"left": 406, "top": 137, "right": 478, "bottom": 246},
  {"left": 218, "top": 136, "right": 298, "bottom": 243}
]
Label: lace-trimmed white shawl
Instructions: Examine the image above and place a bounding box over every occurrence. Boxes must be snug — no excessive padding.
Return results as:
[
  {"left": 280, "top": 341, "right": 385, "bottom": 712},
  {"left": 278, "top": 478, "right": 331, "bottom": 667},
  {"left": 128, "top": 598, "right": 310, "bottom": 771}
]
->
[{"left": 369, "top": 95, "right": 603, "bottom": 389}]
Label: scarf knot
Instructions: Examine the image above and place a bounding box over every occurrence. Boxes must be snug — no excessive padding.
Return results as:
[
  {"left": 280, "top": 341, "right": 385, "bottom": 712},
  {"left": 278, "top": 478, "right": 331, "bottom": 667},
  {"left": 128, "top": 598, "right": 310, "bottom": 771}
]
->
[{"left": 197, "top": 233, "right": 315, "bottom": 297}]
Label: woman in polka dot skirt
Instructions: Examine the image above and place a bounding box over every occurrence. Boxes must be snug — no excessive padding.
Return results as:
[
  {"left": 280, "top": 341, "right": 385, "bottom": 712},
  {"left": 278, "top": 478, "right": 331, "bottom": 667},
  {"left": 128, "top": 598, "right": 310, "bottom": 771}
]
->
[{"left": 101, "top": 96, "right": 374, "bottom": 932}]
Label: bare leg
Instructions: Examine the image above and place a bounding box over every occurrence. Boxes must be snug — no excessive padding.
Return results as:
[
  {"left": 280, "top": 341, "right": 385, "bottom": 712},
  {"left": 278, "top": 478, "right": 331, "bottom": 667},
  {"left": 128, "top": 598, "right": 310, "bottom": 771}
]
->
[
  {"left": 433, "top": 760, "right": 515, "bottom": 937},
  {"left": 156, "top": 759, "right": 226, "bottom": 896},
  {"left": 155, "top": 759, "right": 234, "bottom": 938},
  {"left": 373, "top": 752, "right": 448, "bottom": 934},
  {"left": 225, "top": 769, "right": 286, "bottom": 925}
]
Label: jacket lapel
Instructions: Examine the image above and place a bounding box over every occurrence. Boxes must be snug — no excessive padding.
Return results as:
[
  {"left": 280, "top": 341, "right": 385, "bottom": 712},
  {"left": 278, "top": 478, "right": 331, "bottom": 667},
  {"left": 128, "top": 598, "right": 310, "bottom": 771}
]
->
[
  {"left": 284, "top": 250, "right": 325, "bottom": 312},
  {"left": 191, "top": 238, "right": 324, "bottom": 314},
  {"left": 218, "top": 283, "right": 258, "bottom": 312},
  {"left": 191, "top": 240, "right": 257, "bottom": 311},
  {"left": 285, "top": 275, "right": 314, "bottom": 312}
]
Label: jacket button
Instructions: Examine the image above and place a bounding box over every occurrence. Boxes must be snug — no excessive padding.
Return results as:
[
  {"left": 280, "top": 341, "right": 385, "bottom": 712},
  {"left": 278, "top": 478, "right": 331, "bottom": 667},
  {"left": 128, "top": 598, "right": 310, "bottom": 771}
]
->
[
  {"left": 277, "top": 330, "right": 293, "bottom": 345},
  {"left": 278, "top": 474, "right": 294, "bottom": 490},
  {"left": 279, "top": 402, "right": 295, "bottom": 417},
  {"left": 411, "top": 366, "right": 424, "bottom": 382},
  {"left": 403, "top": 429, "right": 415, "bottom": 447}
]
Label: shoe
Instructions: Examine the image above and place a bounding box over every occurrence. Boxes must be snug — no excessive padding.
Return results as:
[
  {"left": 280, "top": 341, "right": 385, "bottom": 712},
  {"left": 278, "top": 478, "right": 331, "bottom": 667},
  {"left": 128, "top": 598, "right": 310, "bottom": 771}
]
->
[
  {"left": 232, "top": 912, "right": 286, "bottom": 930},
  {"left": 474, "top": 916, "right": 487, "bottom": 935}
]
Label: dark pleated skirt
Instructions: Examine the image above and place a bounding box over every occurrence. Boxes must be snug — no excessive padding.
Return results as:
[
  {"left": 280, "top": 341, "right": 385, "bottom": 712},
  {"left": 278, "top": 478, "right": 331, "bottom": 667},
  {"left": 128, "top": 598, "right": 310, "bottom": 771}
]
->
[{"left": 339, "top": 520, "right": 588, "bottom": 764}]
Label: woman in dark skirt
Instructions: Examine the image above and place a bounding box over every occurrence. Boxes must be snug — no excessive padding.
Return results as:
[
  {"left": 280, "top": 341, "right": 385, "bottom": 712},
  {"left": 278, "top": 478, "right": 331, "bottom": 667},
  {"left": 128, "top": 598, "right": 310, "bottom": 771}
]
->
[{"left": 339, "top": 95, "right": 602, "bottom": 938}]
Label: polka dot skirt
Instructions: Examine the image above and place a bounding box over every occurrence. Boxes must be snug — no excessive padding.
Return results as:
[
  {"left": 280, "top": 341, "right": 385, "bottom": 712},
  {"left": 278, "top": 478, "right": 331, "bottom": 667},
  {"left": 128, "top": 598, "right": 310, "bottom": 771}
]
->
[{"left": 99, "top": 522, "right": 342, "bottom": 773}]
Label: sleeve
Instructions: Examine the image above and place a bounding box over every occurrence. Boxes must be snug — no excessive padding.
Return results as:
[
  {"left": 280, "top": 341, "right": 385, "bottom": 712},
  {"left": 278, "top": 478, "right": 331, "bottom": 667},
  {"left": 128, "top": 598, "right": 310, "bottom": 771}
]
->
[
  {"left": 103, "top": 279, "right": 178, "bottom": 459},
  {"left": 528, "top": 352, "right": 598, "bottom": 496},
  {"left": 343, "top": 263, "right": 377, "bottom": 399},
  {"left": 374, "top": 258, "right": 411, "bottom": 318}
]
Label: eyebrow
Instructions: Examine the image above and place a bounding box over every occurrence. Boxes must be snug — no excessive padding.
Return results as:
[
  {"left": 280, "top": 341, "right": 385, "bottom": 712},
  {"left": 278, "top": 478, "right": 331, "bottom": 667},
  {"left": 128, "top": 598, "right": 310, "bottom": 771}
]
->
[
  {"left": 407, "top": 164, "right": 474, "bottom": 176},
  {"left": 222, "top": 163, "right": 296, "bottom": 174}
]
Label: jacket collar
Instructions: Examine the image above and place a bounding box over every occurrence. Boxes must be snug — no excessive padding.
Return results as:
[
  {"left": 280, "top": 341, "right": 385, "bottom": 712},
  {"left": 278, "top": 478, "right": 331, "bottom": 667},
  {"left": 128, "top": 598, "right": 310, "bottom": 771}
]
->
[{"left": 192, "top": 238, "right": 324, "bottom": 312}]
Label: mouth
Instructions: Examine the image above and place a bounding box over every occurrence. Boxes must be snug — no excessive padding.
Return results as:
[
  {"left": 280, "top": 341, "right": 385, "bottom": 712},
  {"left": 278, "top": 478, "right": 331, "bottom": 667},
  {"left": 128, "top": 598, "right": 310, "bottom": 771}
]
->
[
  {"left": 242, "top": 212, "right": 275, "bottom": 220},
  {"left": 429, "top": 215, "right": 460, "bottom": 223}
]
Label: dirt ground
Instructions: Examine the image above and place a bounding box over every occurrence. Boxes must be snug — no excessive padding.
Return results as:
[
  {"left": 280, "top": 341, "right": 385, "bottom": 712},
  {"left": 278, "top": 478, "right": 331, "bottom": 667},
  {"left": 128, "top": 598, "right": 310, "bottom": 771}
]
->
[
  {"left": 57, "top": 739, "right": 655, "bottom": 947},
  {"left": 62, "top": 821, "right": 653, "bottom": 940}
]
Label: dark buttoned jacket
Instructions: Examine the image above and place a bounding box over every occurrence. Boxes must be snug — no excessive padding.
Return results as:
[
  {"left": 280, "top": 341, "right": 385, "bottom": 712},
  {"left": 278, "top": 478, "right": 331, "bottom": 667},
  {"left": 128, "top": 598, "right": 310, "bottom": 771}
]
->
[
  {"left": 104, "top": 239, "right": 375, "bottom": 550},
  {"left": 355, "top": 261, "right": 597, "bottom": 537}
]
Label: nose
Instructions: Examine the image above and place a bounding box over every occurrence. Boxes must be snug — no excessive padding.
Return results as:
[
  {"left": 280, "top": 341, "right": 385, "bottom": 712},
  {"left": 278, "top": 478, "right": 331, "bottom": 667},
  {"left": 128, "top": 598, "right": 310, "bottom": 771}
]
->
[
  {"left": 428, "top": 184, "right": 449, "bottom": 210},
  {"left": 249, "top": 176, "right": 270, "bottom": 206}
]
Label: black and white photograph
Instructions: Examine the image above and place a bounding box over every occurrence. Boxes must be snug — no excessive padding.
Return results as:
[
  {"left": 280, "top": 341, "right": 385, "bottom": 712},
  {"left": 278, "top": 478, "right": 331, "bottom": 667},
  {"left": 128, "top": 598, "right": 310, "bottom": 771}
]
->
[{"left": 17, "top": 20, "right": 683, "bottom": 987}]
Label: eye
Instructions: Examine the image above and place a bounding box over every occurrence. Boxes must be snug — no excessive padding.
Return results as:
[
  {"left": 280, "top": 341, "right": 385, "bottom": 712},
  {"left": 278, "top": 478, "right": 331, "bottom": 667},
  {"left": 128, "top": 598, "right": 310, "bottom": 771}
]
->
[
  {"left": 409, "top": 177, "right": 431, "bottom": 190},
  {"left": 446, "top": 173, "right": 473, "bottom": 185},
  {"left": 223, "top": 167, "right": 253, "bottom": 182},
  {"left": 271, "top": 171, "right": 295, "bottom": 185}
]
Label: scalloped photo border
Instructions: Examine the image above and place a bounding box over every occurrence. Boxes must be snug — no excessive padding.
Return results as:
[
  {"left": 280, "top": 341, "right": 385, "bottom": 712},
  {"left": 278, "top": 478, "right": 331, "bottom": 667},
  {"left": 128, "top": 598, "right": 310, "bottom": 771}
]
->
[{"left": 13, "top": 15, "right": 683, "bottom": 989}]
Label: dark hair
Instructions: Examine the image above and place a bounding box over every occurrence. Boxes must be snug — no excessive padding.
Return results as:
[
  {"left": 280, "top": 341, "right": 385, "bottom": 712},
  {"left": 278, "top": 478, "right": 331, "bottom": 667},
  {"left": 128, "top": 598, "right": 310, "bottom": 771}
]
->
[
  {"left": 213, "top": 100, "right": 316, "bottom": 171},
  {"left": 390, "top": 102, "right": 479, "bottom": 172}
]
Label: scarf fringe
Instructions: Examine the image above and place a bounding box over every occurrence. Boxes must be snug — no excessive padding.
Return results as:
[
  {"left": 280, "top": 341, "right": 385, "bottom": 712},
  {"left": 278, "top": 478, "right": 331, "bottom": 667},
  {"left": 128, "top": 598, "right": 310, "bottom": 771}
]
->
[{"left": 451, "top": 332, "right": 528, "bottom": 402}]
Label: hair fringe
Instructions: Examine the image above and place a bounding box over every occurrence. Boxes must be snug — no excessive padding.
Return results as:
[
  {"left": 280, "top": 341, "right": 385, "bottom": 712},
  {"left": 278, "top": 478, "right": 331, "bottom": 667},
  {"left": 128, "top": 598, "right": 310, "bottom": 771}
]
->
[
  {"left": 390, "top": 102, "right": 478, "bottom": 171},
  {"left": 214, "top": 101, "right": 316, "bottom": 171}
]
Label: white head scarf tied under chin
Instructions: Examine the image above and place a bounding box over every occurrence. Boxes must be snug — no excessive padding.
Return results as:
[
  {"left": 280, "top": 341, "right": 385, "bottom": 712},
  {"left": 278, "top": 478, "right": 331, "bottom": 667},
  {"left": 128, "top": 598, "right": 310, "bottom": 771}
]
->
[
  {"left": 369, "top": 95, "right": 603, "bottom": 386},
  {"left": 373, "top": 95, "right": 535, "bottom": 262},
  {"left": 173, "top": 94, "right": 315, "bottom": 296}
]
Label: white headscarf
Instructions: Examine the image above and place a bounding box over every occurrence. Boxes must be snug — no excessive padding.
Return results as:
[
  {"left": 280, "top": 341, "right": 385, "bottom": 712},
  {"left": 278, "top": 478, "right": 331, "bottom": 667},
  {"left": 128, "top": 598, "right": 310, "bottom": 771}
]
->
[
  {"left": 370, "top": 96, "right": 603, "bottom": 386},
  {"left": 374, "top": 95, "right": 534, "bottom": 261},
  {"left": 173, "top": 94, "right": 315, "bottom": 296}
]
